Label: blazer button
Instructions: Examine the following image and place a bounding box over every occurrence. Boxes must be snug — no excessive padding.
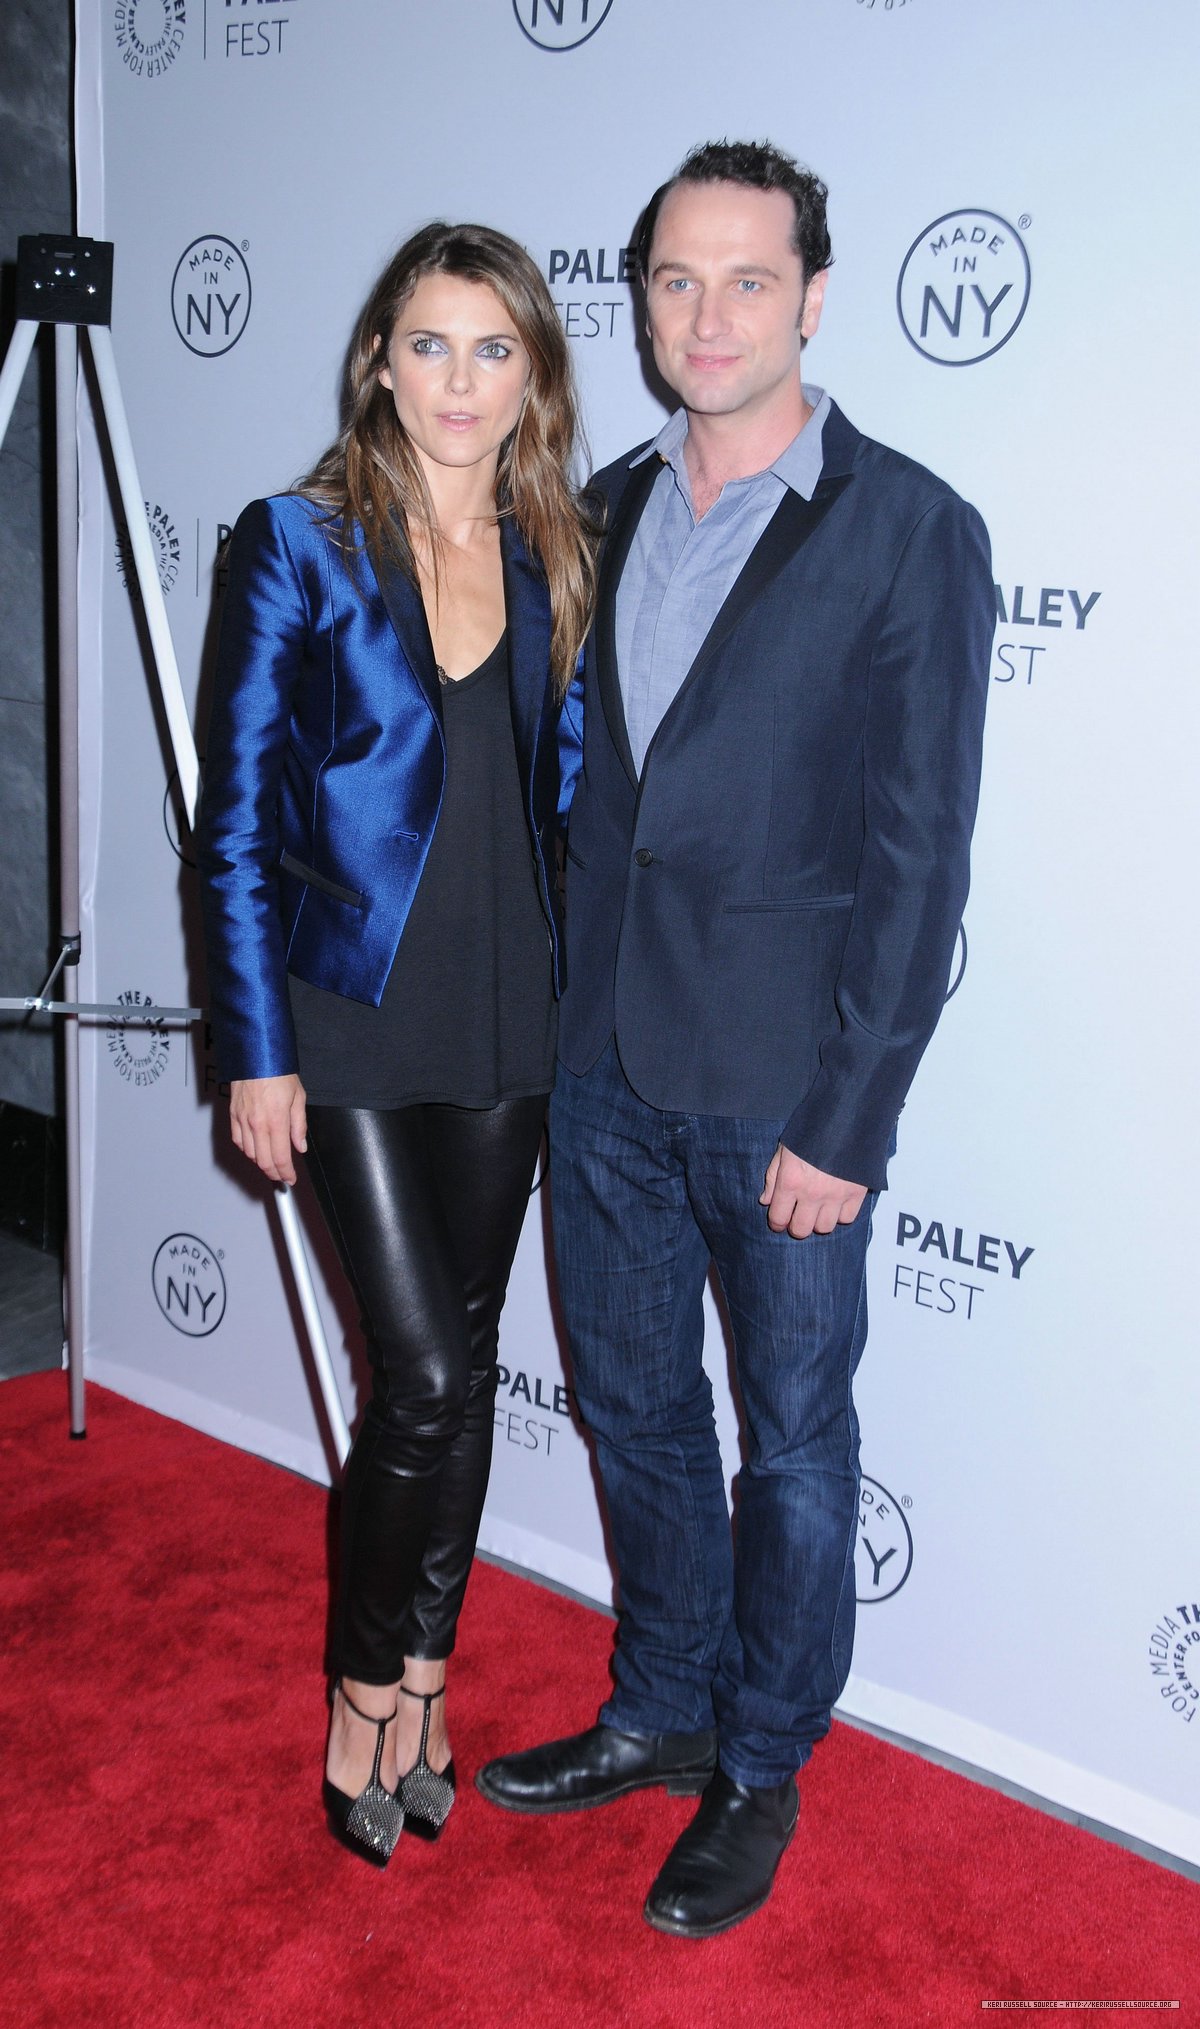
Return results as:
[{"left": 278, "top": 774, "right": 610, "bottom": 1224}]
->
[{"left": 634, "top": 848, "right": 654, "bottom": 867}]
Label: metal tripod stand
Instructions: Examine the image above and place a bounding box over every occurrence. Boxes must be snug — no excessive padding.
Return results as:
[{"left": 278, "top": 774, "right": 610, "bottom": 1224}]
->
[{"left": 0, "top": 233, "right": 351, "bottom": 1463}]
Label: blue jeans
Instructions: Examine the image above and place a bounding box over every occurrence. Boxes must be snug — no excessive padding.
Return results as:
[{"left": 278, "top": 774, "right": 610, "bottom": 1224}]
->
[{"left": 550, "top": 1041, "right": 876, "bottom": 1788}]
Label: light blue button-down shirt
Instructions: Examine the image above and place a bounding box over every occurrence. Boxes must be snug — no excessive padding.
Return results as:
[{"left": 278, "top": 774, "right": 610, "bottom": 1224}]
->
[{"left": 614, "top": 387, "right": 831, "bottom": 774}]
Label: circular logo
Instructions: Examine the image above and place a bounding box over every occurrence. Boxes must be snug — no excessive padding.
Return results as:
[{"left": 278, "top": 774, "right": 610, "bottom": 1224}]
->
[
  {"left": 1148, "top": 1604, "right": 1200, "bottom": 1727},
  {"left": 114, "top": 0, "right": 185, "bottom": 77},
  {"left": 512, "top": 0, "right": 613, "bottom": 51},
  {"left": 114, "top": 500, "right": 180, "bottom": 598},
  {"left": 152, "top": 1233, "right": 226, "bottom": 1337},
  {"left": 944, "top": 921, "right": 968, "bottom": 1002},
  {"left": 171, "top": 237, "right": 251, "bottom": 357},
  {"left": 106, "top": 990, "right": 171, "bottom": 1087},
  {"left": 855, "top": 1476, "right": 913, "bottom": 1604},
  {"left": 897, "top": 210, "right": 1030, "bottom": 366}
]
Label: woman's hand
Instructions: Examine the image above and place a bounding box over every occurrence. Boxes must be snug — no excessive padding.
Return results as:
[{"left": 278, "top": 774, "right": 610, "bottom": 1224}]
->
[{"left": 229, "top": 1074, "right": 308, "bottom": 1186}]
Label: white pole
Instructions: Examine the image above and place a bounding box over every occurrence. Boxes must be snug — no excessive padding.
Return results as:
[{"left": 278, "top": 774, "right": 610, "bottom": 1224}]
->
[
  {"left": 85, "top": 325, "right": 351, "bottom": 1471},
  {"left": 86, "top": 327, "right": 200, "bottom": 822},
  {"left": 277, "top": 1190, "right": 352, "bottom": 1464},
  {"left": 0, "top": 320, "right": 38, "bottom": 444},
  {"left": 54, "top": 324, "right": 86, "bottom": 1438}
]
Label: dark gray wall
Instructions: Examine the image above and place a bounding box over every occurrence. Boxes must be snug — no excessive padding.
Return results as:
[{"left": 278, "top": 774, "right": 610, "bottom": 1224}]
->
[{"left": 0, "top": 2, "right": 72, "bottom": 1115}]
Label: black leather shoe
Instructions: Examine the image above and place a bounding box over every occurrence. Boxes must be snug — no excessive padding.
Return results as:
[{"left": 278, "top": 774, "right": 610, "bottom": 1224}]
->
[
  {"left": 475, "top": 1723, "right": 718, "bottom": 1814},
  {"left": 643, "top": 1767, "right": 799, "bottom": 1938}
]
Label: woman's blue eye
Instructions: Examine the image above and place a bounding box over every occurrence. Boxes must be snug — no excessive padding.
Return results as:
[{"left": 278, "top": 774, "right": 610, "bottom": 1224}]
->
[
  {"left": 480, "top": 342, "right": 510, "bottom": 360},
  {"left": 411, "top": 336, "right": 443, "bottom": 356}
]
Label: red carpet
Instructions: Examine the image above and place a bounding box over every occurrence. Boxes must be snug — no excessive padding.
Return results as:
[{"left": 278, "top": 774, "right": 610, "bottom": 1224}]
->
[{"left": 0, "top": 1372, "right": 1194, "bottom": 2028}]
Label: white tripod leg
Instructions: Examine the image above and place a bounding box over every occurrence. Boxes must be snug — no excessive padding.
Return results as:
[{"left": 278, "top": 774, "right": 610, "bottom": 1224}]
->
[
  {"left": 87, "top": 326, "right": 200, "bottom": 821},
  {"left": 0, "top": 320, "right": 39, "bottom": 443},
  {"left": 86, "top": 325, "right": 351, "bottom": 1473},
  {"left": 277, "top": 1188, "right": 352, "bottom": 1466}
]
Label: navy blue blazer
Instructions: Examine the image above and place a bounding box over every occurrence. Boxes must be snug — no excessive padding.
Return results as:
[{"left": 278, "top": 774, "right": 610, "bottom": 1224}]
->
[
  {"left": 198, "top": 494, "right": 583, "bottom": 1084},
  {"left": 558, "top": 402, "right": 993, "bottom": 1191}
]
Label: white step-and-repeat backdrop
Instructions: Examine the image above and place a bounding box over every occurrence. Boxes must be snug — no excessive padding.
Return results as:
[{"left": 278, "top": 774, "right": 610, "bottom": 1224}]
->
[{"left": 71, "top": 0, "right": 1197, "bottom": 1864}]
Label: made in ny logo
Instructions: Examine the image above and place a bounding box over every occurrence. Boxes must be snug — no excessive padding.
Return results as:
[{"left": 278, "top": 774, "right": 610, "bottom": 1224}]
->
[
  {"left": 106, "top": 991, "right": 171, "bottom": 1087},
  {"left": 513, "top": 0, "right": 613, "bottom": 51},
  {"left": 152, "top": 1233, "right": 226, "bottom": 1336},
  {"left": 1148, "top": 1603, "right": 1200, "bottom": 1727},
  {"left": 114, "top": 0, "right": 186, "bottom": 77},
  {"left": 171, "top": 237, "right": 251, "bottom": 356},
  {"left": 114, "top": 500, "right": 180, "bottom": 597},
  {"left": 855, "top": 1477, "right": 913, "bottom": 1604},
  {"left": 897, "top": 210, "right": 1030, "bottom": 365}
]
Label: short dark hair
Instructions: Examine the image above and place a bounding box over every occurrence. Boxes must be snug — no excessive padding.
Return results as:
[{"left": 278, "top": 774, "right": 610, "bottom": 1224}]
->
[{"left": 636, "top": 139, "right": 833, "bottom": 285}]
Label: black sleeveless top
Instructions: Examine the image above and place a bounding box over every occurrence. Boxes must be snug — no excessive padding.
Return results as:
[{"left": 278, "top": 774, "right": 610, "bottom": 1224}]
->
[{"left": 287, "top": 632, "right": 556, "bottom": 1108}]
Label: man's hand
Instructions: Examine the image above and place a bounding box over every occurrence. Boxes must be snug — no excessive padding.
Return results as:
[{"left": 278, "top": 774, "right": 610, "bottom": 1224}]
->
[
  {"left": 760, "top": 1143, "right": 868, "bottom": 1240},
  {"left": 229, "top": 1074, "right": 308, "bottom": 1187}
]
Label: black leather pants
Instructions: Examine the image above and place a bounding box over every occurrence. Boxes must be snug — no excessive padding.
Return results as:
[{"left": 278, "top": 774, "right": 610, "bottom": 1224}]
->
[{"left": 304, "top": 1096, "right": 547, "bottom": 1683}]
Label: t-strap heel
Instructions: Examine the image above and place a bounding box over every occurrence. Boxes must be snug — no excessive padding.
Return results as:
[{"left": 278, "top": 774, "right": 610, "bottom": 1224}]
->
[
  {"left": 323, "top": 1682, "right": 404, "bottom": 1867},
  {"left": 397, "top": 1683, "right": 456, "bottom": 1840}
]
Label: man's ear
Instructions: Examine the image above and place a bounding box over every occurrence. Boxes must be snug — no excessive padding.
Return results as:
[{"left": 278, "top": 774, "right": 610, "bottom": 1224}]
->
[{"left": 800, "top": 268, "right": 828, "bottom": 341}]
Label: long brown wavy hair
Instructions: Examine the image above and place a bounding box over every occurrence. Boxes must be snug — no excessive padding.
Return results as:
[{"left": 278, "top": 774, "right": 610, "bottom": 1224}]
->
[{"left": 299, "top": 222, "right": 598, "bottom": 694}]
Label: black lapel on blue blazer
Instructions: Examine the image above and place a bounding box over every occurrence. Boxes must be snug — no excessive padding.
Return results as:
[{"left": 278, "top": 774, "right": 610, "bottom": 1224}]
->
[
  {"left": 370, "top": 542, "right": 444, "bottom": 729},
  {"left": 595, "top": 452, "right": 660, "bottom": 787},
  {"left": 500, "top": 515, "right": 553, "bottom": 811},
  {"left": 640, "top": 457, "right": 855, "bottom": 770}
]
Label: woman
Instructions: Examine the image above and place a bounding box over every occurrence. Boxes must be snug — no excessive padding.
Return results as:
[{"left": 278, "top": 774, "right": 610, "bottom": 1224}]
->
[{"left": 198, "top": 222, "right": 594, "bottom": 1867}]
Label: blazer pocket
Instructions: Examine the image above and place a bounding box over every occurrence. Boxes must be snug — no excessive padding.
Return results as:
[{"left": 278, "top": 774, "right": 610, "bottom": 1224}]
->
[
  {"left": 278, "top": 850, "right": 365, "bottom": 910},
  {"left": 723, "top": 893, "right": 854, "bottom": 914},
  {"left": 565, "top": 842, "right": 588, "bottom": 870}
]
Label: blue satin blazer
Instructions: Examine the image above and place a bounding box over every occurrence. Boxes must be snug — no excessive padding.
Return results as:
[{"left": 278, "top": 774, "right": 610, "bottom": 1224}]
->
[{"left": 197, "top": 494, "right": 584, "bottom": 1084}]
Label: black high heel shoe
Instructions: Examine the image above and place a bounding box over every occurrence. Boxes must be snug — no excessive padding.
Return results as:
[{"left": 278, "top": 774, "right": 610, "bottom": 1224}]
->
[
  {"left": 398, "top": 1683, "right": 456, "bottom": 1841},
  {"left": 323, "top": 1682, "right": 405, "bottom": 1867}
]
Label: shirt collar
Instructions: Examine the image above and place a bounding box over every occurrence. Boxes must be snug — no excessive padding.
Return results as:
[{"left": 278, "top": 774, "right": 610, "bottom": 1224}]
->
[{"left": 630, "top": 386, "right": 831, "bottom": 503}]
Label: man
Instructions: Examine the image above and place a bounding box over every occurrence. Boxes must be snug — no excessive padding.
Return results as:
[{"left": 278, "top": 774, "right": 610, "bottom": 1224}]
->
[{"left": 478, "top": 141, "right": 993, "bottom": 1937}]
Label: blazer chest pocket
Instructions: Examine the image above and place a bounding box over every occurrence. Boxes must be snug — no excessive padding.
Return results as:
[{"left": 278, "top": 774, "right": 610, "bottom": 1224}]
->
[{"left": 279, "top": 850, "right": 365, "bottom": 910}]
